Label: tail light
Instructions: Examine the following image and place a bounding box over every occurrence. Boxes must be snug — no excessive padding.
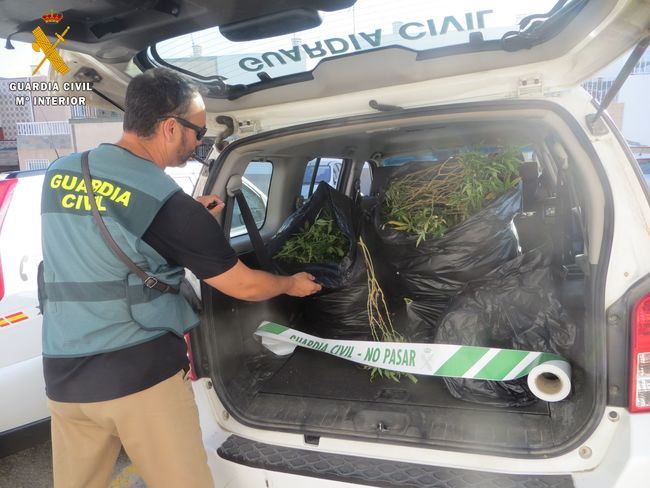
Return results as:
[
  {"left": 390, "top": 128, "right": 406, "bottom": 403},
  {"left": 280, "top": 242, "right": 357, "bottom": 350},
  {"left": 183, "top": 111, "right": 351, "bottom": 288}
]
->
[
  {"left": 184, "top": 332, "right": 198, "bottom": 381},
  {"left": 0, "top": 179, "right": 18, "bottom": 301},
  {"left": 630, "top": 293, "right": 650, "bottom": 412}
]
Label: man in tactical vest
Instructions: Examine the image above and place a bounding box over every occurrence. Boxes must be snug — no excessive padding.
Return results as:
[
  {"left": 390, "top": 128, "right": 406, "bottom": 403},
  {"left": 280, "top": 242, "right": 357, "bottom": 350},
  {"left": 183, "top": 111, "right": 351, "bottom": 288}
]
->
[{"left": 40, "top": 67, "right": 321, "bottom": 488}]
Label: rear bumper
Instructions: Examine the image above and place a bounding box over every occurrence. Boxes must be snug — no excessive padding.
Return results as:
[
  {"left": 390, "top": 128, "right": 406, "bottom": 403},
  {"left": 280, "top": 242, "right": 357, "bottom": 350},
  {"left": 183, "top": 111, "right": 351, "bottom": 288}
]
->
[
  {"left": 573, "top": 412, "right": 650, "bottom": 488},
  {"left": 192, "top": 379, "right": 650, "bottom": 488},
  {"left": 216, "top": 435, "right": 574, "bottom": 488}
]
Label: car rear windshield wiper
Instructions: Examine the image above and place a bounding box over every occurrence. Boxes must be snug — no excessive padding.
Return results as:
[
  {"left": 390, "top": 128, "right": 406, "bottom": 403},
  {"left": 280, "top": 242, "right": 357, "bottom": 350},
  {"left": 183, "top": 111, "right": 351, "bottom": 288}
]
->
[{"left": 500, "top": 0, "right": 589, "bottom": 52}]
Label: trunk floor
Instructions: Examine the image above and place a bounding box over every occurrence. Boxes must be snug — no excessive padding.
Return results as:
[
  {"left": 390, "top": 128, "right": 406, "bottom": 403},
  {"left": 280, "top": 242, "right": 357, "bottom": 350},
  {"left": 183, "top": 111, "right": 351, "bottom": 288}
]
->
[{"left": 259, "top": 348, "right": 549, "bottom": 416}]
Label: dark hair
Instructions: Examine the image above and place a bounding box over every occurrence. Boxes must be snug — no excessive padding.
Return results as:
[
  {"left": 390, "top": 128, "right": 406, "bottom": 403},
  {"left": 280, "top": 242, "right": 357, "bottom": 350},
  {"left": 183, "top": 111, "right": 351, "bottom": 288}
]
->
[{"left": 123, "top": 67, "right": 200, "bottom": 137}]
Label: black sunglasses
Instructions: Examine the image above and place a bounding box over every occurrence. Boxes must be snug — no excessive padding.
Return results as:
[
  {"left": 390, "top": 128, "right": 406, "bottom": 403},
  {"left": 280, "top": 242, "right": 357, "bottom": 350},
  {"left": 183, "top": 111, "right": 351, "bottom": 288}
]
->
[{"left": 159, "top": 116, "right": 207, "bottom": 141}]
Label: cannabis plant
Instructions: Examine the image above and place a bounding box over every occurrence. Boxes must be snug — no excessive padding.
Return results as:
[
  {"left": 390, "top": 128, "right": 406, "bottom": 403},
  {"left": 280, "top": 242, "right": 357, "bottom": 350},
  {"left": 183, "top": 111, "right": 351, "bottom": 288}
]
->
[
  {"left": 382, "top": 148, "right": 521, "bottom": 245},
  {"left": 274, "top": 209, "right": 350, "bottom": 264}
]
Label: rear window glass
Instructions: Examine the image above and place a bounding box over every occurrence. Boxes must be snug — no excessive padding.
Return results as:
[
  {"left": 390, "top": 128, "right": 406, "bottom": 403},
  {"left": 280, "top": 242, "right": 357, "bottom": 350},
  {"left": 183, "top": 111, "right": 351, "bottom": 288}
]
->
[
  {"left": 231, "top": 161, "right": 272, "bottom": 237},
  {"left": 384, "top": 146, "right": 532, "bottom": 166},
  {"left": 301, "top": 158, "right": 343, "bottom": 198},
  {"left": 153, "top": 0, "right": 559, "bottom": 93},
  {"left": 360, "top": 161, "right": 373, "bottom": 196},
  {"left": 303, "top": 165, "right": 332, "bottom": 185}
]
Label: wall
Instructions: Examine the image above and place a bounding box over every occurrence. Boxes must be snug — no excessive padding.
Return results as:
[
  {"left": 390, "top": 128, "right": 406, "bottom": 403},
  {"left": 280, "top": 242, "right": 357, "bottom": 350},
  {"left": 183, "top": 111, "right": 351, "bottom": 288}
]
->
[
  {"left": 0, "top": 78, "right": 33, "bottom": 143},
  {"left": 585, "top": 50, "right": 650, "bottom": 146},
  {"left": 71, "top": 121, "right": 123, "bottom": 151},
  {"left": 17, "top": 137, "right": 73, "bottom": 170},
  {"left": 616, "top": 75, "right": 650, "bottom": 145},
  {"left": 32, "top": 104, "right": 70, "bottom": 123}
]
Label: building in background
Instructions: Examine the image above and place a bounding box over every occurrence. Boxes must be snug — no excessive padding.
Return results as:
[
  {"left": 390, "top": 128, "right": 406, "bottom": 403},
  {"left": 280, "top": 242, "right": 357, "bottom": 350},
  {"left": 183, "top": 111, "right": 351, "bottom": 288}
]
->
[
  {"left": 0, "top": 76, "right": 124, "bottom": 172},
  {"left": 0, "top": 78, "right": 31, "bottom": 171},
  {"left": 582, "top": 49, "right": 650, "bottom": 148},
  {"left": 3, "top": 42, "right": 648, "bottom": 172}
]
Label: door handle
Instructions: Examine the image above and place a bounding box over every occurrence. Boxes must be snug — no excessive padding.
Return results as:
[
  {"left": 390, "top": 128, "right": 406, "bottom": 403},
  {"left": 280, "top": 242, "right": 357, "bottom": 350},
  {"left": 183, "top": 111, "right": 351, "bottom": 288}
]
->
[{"left": 19, "top": 255, "right": 29, "bottom": 281}]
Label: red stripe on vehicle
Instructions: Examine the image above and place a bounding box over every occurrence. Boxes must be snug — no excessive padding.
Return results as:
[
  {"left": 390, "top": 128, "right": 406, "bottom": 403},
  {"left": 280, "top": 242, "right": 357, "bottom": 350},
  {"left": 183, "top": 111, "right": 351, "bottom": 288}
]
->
[
  {"left": 7, "top": 314, "right": 28, "bottom": 324},
  {"left": 6, "top": 312, "right": 27, "bottom": 320}
]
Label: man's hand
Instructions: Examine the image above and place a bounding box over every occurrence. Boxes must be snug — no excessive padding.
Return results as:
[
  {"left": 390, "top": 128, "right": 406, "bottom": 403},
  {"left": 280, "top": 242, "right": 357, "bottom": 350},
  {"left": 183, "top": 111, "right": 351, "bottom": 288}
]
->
[
  {"left": 287, "top": 272, "right": 322, "bottom": 297},
  {"left": 204, "top": 261, "right": 322, "bottom": 301},
  {"left": 196, "top": 195, "right": 225, "bottom": 216}
]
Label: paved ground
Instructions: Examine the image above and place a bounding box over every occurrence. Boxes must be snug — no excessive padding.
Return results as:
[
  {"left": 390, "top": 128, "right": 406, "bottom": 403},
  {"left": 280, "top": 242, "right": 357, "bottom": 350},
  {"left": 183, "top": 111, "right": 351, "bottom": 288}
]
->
[{"left": 0, "top": 440, "right": 145, "bottom": 488}]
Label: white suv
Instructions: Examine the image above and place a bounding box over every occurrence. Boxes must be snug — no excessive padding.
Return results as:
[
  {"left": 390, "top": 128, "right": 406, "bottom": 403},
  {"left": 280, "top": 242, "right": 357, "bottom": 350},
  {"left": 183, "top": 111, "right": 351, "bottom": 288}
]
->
[
  {"left": 6, "top": 0, "right": 650, "bottom": 486},
  {"left": 0, "top": 170, "right": 49, "bottom": 454}
]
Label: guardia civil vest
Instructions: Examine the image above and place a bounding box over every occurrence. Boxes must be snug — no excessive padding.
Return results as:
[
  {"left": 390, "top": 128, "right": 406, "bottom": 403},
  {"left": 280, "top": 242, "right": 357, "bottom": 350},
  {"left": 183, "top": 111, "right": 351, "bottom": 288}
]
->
[{"left": 40, "top": 144, "right": 199, "bottom": 358}]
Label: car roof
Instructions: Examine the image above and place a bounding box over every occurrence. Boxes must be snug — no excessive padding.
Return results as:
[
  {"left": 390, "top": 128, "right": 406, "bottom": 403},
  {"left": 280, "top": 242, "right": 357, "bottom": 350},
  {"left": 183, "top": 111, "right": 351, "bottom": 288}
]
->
[{"left": 1, "top": 169, "right": 47, "bottom": 180}]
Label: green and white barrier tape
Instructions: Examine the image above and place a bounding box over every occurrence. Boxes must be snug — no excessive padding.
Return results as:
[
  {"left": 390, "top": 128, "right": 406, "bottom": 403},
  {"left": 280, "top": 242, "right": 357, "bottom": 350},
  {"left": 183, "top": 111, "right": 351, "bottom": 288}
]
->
[{"left": 254, "top": 321, "right": 571, "bottom": 402}]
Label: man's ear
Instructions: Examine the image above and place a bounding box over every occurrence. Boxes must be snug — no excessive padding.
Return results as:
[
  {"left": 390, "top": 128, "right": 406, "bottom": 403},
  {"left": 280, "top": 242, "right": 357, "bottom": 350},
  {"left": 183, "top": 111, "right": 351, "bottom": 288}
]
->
[{"left": 159, "top": 118, "right": 177, "bottom": 141}]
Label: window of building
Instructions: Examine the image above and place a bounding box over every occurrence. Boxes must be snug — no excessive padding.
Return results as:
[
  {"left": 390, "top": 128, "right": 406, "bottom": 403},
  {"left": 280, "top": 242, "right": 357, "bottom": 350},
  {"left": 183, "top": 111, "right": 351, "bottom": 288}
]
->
[
  {"left": 582, "top": 78, "right": 614, "bottom": 103},
  {"left": 26, "top": 159, "right": 50, "bottom": 170},
  {"left": 70, "top": 106, "right": 98, "bottom": 119}
]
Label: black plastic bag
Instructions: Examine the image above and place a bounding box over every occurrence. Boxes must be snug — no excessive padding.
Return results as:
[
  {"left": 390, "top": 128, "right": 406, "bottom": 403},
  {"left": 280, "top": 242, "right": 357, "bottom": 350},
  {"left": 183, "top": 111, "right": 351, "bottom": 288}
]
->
[
  {"left": 403, "top": 296, "right": 452, "bottom": 342},
  {"left": 435, "top": 248, "right": 576, "bottom": 407},
  {"left": 368, "top": 161, "right": 522, "bottom": 338},
  {"left": 267, "top": 182, "right": 371, "bottom": 339}
]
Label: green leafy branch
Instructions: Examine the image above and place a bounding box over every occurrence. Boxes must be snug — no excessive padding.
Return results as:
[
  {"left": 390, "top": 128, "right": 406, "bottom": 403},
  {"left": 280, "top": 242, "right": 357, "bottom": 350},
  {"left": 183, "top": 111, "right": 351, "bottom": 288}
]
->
[
  {"left": 359, "top": 237, "right": 417, "bottom": 384},
  {"left": 274, "top": 209, "right": 349, "bottom": 264},
  {"left": 382, "top": 148, "right": 521, "bottom": 246}
]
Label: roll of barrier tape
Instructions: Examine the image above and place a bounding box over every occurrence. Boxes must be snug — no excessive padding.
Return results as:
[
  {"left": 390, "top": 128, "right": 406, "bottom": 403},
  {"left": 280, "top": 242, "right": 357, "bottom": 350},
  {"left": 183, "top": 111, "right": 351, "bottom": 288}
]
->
[{"left": 254, "top": 321, "right": 572, "bottom": 402}]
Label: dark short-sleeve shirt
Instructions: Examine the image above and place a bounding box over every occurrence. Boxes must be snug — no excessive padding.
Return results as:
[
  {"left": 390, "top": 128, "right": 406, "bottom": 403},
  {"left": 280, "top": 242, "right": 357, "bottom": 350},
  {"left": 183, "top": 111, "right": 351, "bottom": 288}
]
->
[{"left": 44, "top": 190, "right": 237, "bottom": 402}]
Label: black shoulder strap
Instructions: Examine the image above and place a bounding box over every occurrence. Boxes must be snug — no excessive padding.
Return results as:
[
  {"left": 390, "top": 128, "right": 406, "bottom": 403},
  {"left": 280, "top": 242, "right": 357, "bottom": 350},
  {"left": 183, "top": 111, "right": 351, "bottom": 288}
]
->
[
  {"left": 233, "top": 190, "right": 275, "bottom": 272},
  {"left": 80, "top": 150, "right": 179, "bottom": 294}
]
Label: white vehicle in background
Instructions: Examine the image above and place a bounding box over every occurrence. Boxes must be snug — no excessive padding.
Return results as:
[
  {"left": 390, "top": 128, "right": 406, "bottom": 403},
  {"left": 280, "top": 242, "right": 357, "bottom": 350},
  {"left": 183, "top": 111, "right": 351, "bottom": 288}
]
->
[
  {"left": 166, "top": 161, "right": 268, "bottom": 237},
  {"left": 165, "top": 160, "right": 205, "bottom": 195},
  {"left": 0, "top": 170, "right": 49, "bottom": 456},
  {"left": 301, "top": 158, "right": 343, "bottom": 198}
]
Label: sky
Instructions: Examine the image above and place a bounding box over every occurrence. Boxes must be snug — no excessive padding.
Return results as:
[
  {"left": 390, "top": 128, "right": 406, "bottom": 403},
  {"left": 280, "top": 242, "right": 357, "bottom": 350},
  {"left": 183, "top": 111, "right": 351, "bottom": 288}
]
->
[{"left": 0, "top": 39, "right": 50, "bottom": 78}]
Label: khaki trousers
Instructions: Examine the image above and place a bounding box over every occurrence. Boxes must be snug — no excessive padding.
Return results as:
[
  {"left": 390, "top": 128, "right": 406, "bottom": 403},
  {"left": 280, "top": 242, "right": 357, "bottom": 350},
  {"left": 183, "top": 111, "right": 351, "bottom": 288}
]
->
[{"left": 48, "top": 370, "right": 214, "bottom": 488}]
